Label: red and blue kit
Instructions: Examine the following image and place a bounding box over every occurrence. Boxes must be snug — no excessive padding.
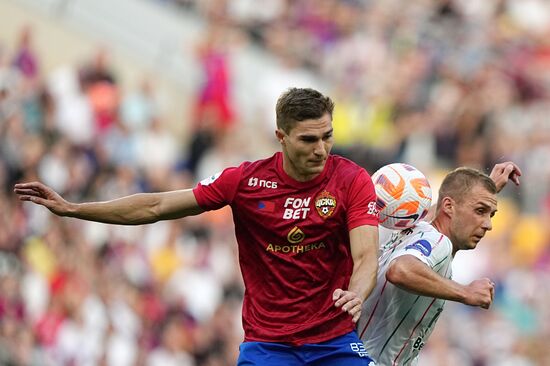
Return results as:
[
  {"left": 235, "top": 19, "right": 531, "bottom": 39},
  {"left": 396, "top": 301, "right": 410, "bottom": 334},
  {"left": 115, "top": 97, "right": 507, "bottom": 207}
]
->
[{"left": 193, "top": 152, "right": 378, "bottom": 345}]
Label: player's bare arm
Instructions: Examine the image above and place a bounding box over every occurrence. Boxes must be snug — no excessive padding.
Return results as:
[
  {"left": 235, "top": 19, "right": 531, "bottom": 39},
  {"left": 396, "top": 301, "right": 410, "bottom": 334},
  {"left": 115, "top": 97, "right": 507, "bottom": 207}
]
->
[
  {"left": 489, "top": 161, "right": 521, "bottom": 192},
  {"left": 334, "top": 225, "right": 379, "bottom": 323},
  {"left": 14, "top": 181, "right": 204, "bottom": 225},
  {"left": 386, "top": 255, "right": 494, "bottom": 309}
]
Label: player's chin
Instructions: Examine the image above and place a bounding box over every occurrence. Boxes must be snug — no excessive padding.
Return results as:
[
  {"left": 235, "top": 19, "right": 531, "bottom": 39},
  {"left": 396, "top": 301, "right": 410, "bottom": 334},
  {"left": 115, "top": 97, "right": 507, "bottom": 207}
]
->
[
  {"left": 307, "top": 166, "right": 325, "bottom": 177},
  {"left": 307, "top": 160, "right": 326, "bottom": 171},
  {"left": 469, "top": 237, "right": 482, "bottom": 248}
]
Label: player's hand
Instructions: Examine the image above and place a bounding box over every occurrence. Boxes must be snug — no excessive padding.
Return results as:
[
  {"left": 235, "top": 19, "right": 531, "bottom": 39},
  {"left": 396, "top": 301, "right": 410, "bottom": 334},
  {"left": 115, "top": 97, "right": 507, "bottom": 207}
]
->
[
  {"left": 463, "top": 278, "right": 495, "bottom": 309},
  {"left": 14, "top": 181, "right": 71, "bottom": 216},
  {"left": 333, "top": 289, "right": 363, "bottom": 323},
  {"left": 489, "top": 162, "right": 521, "bottom": 193}
]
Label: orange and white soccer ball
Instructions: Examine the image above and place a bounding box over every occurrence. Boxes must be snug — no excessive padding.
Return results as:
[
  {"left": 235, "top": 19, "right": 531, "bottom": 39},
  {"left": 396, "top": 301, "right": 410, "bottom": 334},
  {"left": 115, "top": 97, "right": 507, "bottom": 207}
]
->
[{"left": 372, "top": 163, "right": 432, "bottom": 230}]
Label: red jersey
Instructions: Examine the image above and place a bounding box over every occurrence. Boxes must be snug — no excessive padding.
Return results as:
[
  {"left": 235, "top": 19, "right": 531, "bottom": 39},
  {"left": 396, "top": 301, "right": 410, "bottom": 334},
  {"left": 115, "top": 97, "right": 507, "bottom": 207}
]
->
[{"left": 193, "top": 152, "right": 378, "bottom": 345}]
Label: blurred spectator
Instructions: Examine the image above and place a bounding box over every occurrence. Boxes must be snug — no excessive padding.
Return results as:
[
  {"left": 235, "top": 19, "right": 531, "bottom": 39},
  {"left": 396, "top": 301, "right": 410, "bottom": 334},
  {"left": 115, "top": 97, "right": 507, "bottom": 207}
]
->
[
  {"left": 120, "top": 76, "right": 158, "bottom": 132},
  {"left": 146, "top": 314, "right": 195, "bottom": 366},
  {"left": 47, "top": 65, "right": 94, "bottom": 146},
  {"left": 79, "top": 47, "right": 120, "bottom": 134},
  {"left": 186, "top": 23, "right": 237, "bottom": 176},
  {"left": 136, "top": 116, "right": 180, "bottom": 190},
  {"left": 12, "top": 25, "right": 39, "bottom": 82}
]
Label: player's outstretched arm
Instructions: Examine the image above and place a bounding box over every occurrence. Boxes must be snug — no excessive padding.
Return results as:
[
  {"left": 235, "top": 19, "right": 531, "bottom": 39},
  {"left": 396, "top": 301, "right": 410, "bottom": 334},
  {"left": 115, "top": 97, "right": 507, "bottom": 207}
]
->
[
  {"left": 14, "top": 181, "right": 204, "bottom": 225},
  {"left": 386, "top": 255, "right": 494, "bottom": 309},
  {"left": 334, "top": 225, "right": 379, "bottom": 323},
  {"left": 489, "top": 161, "right": 521, "bottom": 193}
]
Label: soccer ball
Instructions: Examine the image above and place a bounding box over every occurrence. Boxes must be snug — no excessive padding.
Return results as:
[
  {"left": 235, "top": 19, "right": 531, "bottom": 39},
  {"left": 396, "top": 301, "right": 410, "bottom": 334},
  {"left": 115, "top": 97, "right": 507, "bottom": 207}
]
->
[{"left": 372, "top": 163, "right": 432, "bottom": 230}]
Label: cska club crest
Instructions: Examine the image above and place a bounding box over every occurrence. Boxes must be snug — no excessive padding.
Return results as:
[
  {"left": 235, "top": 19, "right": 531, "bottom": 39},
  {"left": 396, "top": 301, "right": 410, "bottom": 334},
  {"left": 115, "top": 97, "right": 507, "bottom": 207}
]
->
[{"left": 315, "top": 190, "right": 337, "bottom": 219}]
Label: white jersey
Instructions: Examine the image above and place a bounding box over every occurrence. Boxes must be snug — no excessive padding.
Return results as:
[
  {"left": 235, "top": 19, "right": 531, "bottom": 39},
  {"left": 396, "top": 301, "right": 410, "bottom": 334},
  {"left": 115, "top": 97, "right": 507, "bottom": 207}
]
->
[{"left": 358, "top": 222, "right": 453, "bottom": 366}]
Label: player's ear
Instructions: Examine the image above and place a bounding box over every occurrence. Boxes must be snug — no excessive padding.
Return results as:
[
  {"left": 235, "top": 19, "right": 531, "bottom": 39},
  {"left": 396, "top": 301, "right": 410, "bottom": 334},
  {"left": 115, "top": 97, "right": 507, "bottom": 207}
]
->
[
  {"left": 275, "top": 129, "right": 285, "bottom": 145},
  {"left": 441, "top": 197, "right": 454, "bottom": 216}
]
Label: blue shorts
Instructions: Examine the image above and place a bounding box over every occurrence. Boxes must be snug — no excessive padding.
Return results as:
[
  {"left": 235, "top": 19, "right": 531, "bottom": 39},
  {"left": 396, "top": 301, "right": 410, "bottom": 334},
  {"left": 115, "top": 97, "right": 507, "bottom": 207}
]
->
[{"left": 237, "top": 331, "right": 375, "bottom": 366}]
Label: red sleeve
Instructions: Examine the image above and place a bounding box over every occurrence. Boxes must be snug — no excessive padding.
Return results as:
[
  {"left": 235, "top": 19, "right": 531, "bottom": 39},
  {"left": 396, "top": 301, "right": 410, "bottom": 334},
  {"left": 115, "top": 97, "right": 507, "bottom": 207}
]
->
[
  {"left": 346, "top": 169, "right": 379, "bottom": 231},
  {"left": 192, "top": 166, "right": 242, "bottom": 211}
]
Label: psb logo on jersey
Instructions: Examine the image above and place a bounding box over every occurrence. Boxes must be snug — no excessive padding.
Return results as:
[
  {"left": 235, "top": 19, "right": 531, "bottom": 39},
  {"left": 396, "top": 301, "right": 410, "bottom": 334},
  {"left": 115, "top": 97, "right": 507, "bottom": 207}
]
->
[
  {"left": 315, "top": 190, "right": 336, "bottom": 219},
  {"left": 287, "top": 226, "right": 305, "bottom": 244},
  {"left": 200, "top": 172, "right": 221, "bottom": 186},
  {"left": 248, "top": 177, "right": 278, "bottom": 189},
  {"left": 405, "top": 239, "right": 432, "bottom": 256}
]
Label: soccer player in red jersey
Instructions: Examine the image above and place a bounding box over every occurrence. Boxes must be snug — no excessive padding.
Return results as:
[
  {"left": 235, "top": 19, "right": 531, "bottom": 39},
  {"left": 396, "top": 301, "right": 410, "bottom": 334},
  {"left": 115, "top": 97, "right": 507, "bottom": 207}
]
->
[{"left": 15, "top": 88, "right": 379, "bottom": 365}]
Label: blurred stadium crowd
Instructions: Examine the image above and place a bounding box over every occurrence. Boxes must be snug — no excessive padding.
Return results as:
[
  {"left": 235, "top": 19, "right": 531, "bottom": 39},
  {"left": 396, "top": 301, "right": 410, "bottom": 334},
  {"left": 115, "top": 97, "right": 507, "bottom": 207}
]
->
[{"left": 1, "top": 0, "right": 550, "bottom": 365}]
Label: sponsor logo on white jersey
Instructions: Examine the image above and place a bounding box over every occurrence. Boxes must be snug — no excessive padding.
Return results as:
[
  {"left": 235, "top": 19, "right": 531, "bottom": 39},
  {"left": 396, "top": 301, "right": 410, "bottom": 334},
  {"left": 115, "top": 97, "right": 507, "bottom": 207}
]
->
[
  {"left": 248, "top": 177, "right": 278, "bottom": 189},
  {"left": 200, "top": 172, "right": 221, "bottom": 186},
  {"left": 405, "top": 239, "right": 432, "bottom": 256}
]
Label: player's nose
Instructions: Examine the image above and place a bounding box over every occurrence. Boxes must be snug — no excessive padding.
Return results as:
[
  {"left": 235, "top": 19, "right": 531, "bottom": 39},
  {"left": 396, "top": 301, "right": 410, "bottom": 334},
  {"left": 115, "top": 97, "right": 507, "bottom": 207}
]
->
[
  {"left": 313, "top": 140, "right": 328, "bottom": 157},
  {"left": 481, "top": 217, "right": 492, "bottom": 231}
]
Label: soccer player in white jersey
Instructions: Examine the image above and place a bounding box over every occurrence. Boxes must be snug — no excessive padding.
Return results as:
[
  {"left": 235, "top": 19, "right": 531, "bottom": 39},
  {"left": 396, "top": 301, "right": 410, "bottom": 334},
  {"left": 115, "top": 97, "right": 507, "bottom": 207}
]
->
[{"left": 357, "top": 162, "right": 521, "bottom": 366}]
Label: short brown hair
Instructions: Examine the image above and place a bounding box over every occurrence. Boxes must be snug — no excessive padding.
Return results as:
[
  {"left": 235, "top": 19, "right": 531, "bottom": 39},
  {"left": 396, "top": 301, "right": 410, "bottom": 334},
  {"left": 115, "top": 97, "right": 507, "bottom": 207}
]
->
[
  {"left": 275, "top": 88, "right": 334, "bottom": 133},
  {"left": 437, "top": 167, "right": 497, "bottom": 208}
]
